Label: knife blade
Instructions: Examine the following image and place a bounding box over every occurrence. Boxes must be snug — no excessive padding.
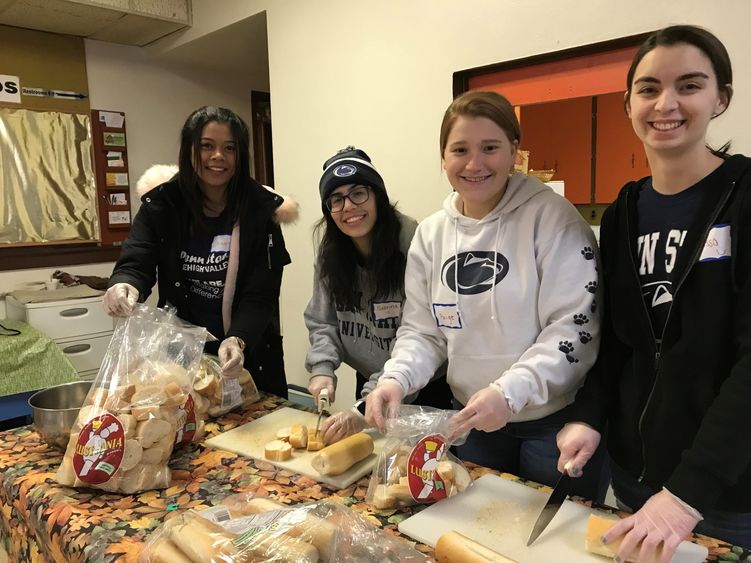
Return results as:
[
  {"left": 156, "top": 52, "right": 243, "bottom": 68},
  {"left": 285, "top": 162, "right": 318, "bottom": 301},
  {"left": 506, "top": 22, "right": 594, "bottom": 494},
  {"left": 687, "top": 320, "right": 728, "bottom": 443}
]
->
[
  {"left": 314, "top": 388, "right": 330, "bottom": 435},
  {"left": 526, "top": 461, "right": 573, "bottom": 546}
]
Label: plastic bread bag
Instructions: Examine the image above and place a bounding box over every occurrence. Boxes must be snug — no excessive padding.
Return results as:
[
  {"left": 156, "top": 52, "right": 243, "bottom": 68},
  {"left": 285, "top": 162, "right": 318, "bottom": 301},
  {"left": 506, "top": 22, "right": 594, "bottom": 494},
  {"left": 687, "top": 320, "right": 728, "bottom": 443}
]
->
[
  {"left": 365, "top": 404, "right": 473, "bottom": 509},
  {"left": 139, "top": 494, "right": 430, "bottom": 562},
  {"left": 56, "top": 304, "right": 207, "bottom": 493},
  {"left": 192, "top": 354, "right": 260, "bottom": 419}
]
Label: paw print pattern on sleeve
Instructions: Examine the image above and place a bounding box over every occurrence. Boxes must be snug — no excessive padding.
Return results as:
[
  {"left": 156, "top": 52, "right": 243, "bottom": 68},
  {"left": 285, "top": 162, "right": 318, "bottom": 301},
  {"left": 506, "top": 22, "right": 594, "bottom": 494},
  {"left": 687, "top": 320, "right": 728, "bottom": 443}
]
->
[
  {"left": 573, "top": 313, "right": 590, "bottom": 325},
  {"left": 578, "top": 331, "right": 592, "bottom": 344},
  {"left": 581, "top": 246, "right": 595, "bottom": 260},
  {"left": 590, "top": 300, "right": 597, "bottom": 314},
  {"left": 558, "top": 340, "right": 579, "bottom": 363},
  {"left": 585, "top": 281, "right": 598, "bottom": 294}
]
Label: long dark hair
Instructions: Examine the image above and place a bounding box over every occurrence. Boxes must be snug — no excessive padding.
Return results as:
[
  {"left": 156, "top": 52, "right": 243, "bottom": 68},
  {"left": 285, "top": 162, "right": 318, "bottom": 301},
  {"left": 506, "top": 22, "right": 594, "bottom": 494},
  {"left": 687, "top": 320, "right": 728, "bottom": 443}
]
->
[
  {"left": 177, "top": 106, "right": 253, "bottom": 227},
  {"left": 625, "top": 25, "right": 733, "bottom": 157},
  {"left": 314, "top": 187, "right": 406, "bottom": 311}
]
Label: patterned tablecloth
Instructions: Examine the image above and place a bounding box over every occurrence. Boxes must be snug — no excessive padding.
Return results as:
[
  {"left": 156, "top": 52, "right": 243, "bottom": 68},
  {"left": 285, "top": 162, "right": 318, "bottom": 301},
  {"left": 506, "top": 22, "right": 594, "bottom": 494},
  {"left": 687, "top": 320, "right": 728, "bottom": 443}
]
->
[
  {"left": 0, "top": 319, "right": 77, "bottom": 397},
  {"left": 0, "top": 394, "right": 746, "bottom": 562}
]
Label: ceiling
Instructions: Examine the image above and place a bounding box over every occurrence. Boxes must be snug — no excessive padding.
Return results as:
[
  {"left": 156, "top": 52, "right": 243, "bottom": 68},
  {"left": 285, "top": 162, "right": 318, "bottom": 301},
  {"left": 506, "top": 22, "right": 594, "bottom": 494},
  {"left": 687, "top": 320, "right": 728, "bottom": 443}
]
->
[{"left": 0, "top": 0, "right": 192, "bottom": 46}]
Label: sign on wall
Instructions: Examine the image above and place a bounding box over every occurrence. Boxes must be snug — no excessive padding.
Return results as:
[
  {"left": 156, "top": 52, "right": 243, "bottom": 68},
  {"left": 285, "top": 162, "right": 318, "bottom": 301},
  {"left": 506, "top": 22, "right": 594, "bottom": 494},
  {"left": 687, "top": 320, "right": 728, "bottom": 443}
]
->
[{"left": 0, "top": 74, "right": 21, "bottom": 104}]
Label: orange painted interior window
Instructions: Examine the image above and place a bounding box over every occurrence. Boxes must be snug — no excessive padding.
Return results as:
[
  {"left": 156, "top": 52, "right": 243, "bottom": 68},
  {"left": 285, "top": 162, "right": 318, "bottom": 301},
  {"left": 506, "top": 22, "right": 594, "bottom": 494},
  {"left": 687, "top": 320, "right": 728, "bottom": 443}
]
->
[
  {"left": 468, "top": 47, "right": 638, "bottom": 106},
  {"left": 468, "top": 45, "right": 646, "bottom": 205}
]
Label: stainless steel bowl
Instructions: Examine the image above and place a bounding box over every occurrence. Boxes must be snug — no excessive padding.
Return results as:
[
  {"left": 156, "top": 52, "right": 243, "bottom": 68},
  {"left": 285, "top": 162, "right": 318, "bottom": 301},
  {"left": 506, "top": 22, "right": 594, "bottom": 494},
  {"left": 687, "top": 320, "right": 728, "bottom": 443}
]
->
[{"left": 28, "top": 380, "right": 92, "bottom": 451}]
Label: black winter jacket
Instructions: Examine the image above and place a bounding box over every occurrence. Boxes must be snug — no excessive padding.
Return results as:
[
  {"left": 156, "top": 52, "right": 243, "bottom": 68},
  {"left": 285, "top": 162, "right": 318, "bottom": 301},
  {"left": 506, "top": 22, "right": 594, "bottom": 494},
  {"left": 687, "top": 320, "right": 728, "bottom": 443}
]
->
[
  {"left": 573, "top": 154, "right": 751, "bottom": 513},
  {"left": 108, "top": 177, "right": 292, "bottom": 397}
]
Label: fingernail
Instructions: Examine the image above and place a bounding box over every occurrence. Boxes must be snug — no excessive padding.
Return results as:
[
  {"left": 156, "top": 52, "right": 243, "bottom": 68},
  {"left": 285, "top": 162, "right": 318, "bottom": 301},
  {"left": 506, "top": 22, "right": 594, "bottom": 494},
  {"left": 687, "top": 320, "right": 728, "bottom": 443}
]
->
[
  {"left": 570, "top": 465, "right": 582, "bottom": 477},
  {"left": 599, "top": 536, "right": 607, "bottom": 545},
  {"left": 613, "top": 557, "right": 622, "bottom": 563}
]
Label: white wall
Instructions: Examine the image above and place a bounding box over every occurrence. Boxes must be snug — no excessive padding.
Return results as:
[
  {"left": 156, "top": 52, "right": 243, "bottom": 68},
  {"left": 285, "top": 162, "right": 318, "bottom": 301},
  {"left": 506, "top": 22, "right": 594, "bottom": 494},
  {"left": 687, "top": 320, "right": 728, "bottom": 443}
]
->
[
  {"left": 258, "top": 0, "right": 751, "bottom": 405},
  {"left": 155, "top": 0, "right": 751, "bottom": 407}
]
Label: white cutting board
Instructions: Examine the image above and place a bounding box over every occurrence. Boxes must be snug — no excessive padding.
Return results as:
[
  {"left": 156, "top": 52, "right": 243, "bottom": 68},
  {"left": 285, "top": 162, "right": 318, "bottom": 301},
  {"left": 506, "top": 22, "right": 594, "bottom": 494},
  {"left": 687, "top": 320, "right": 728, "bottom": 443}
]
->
[
  {"left": 205, "top": 407, "right": 386, "bottom": 489},
  {"left": 398, "top": 474, "right": 708, "bottom": 563}
]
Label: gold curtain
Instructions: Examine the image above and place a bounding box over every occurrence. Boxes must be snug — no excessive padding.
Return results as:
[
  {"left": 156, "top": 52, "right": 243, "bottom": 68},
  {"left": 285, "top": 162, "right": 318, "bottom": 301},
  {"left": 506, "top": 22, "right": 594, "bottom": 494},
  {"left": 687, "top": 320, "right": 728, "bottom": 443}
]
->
[{"left": 0, "top": 108, "right": 99, "bottom": 245}]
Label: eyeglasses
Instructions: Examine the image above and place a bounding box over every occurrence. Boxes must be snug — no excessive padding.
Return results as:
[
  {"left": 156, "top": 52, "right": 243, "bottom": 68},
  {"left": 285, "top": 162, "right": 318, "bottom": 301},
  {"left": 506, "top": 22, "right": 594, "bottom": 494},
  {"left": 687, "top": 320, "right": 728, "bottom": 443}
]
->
[{"left": 325, "top": 186, "right": 371, "bottom": 213}]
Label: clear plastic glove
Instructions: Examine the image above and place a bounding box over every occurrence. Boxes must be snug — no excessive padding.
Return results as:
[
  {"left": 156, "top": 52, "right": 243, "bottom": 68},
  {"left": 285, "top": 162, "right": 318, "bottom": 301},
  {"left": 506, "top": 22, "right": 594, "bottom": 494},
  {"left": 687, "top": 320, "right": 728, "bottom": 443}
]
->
[
  {"left": 556, "top": 422, "right": 601, "bottom": 477},
  {"left": 449, "top": 385, "right": 511, "bottom": 440},
  {"left": 102, "top": 283, "right": 139, "bottom": 317},
  {"left": 603, "top": 489, "right": 701, "bottom": 563},
  {"left": 321, "top": 407, "right": 368, "bottom": 445},
  {"left": 218, "top": 337, "right": 244, "bottom": 379},
  {"left": 365, "top": 379, "right": 405, "bottom": 432},
  {"left": 308, "top": 374, "right": 336, "bottom": 404}
]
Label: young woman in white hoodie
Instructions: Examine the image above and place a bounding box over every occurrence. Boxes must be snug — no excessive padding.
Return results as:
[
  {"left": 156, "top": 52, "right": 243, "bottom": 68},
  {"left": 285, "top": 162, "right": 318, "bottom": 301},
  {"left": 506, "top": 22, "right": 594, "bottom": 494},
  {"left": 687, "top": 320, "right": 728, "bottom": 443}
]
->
[{"left": 365, "top": 91, "right": 607, "bottom": 499}]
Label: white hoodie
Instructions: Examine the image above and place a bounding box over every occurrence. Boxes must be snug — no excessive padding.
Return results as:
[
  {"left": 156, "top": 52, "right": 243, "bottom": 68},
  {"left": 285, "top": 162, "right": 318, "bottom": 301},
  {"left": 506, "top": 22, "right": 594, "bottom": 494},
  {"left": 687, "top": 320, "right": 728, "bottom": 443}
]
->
[{"left": 381, "top": 174, "right": 601, "bottom": 422}]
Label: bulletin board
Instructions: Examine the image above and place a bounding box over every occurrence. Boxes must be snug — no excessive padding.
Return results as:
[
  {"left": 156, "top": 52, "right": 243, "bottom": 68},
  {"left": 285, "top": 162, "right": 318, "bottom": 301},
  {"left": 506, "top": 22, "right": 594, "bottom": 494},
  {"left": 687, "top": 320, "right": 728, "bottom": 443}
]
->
[
  {"left": 91, "top": 109, "right": 133, "bottom": 244},
  {"left": 0, "top": 24, "right": 89, "bottom": 114}
]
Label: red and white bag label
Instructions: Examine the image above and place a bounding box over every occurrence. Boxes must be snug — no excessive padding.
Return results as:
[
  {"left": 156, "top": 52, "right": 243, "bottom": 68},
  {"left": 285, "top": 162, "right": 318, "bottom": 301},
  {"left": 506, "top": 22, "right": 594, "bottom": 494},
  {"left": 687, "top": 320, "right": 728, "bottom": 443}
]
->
[
  {"left": 175, "top": 394, "right": 197, "bottom": 444},
  {"left": 73, "top": 413, "right": 125, "bottom": 484},
  {"left": 407, "top": 433, "right": 449, "bottom": 503}
]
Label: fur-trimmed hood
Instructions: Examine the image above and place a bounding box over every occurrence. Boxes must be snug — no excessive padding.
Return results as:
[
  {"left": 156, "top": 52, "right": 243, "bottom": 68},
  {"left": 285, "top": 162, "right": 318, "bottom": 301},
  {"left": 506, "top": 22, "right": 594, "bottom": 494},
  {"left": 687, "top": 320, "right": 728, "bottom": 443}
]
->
[{"left": 135, "top": 164, "right": 299, "bottom": 224}]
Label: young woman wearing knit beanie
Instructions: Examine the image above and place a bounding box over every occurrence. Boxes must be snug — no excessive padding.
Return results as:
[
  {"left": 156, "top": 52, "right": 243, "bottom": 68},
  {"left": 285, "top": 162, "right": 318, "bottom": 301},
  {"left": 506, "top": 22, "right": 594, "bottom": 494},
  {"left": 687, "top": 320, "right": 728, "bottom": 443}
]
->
[{"left": 305, "top": 146, "right": 451, "bottom": 444}]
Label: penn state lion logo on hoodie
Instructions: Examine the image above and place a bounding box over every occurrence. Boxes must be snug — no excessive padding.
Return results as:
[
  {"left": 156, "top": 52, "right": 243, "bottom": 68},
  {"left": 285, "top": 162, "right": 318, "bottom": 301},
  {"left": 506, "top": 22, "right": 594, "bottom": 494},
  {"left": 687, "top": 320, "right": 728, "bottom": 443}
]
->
[{"left": 441, "top": 251, "right": 509, "bottom": 294}]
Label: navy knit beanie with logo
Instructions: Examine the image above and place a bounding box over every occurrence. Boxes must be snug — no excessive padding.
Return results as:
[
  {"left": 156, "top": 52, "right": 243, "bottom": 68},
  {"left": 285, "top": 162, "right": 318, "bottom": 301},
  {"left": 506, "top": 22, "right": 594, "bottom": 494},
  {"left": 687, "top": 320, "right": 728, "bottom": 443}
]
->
[{"left": 319, "top": 146, "right": 386, "bottom": 212}]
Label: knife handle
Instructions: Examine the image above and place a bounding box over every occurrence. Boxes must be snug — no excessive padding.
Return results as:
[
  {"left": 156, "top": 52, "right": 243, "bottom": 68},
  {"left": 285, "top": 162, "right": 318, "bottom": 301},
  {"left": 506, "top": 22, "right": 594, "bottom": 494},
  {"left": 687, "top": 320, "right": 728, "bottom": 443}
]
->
[
  {"left": 563, "top": 459, "right": 574, "bottom": 477},
  {"left": 318, "top": 388, "right": 330, "bottom": 412}
]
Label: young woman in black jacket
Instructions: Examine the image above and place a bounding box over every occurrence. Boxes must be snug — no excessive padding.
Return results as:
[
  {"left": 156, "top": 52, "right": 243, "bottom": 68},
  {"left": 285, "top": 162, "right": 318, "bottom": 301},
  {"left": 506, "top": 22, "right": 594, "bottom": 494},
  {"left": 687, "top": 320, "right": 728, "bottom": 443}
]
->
[
  {"left": 104, "top": 106, "right": 295, "bottom": 397},
  {"left": 557, "top": 25, "right": 751, "bottom": 556}
]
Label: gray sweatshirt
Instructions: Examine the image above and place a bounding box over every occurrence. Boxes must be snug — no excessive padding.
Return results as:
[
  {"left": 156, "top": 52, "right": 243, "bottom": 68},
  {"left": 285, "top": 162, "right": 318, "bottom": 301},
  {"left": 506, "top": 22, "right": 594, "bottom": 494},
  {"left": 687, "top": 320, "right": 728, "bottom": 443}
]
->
[{"left": 304, "top": 212, "right": 419, "bottom": 399}]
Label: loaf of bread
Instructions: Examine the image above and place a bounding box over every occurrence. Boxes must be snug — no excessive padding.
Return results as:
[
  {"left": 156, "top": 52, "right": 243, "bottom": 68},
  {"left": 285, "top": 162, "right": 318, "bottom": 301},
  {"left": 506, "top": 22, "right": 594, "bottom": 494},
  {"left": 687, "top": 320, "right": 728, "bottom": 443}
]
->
[
  {"left": 370, "top": 457, "right": 471, "bottom": 508},
  {"left": 56, "top": 369, "right": 190, "bottom": 493},
  {"left": 166, "top": 515, "right": 238, "bottom": 562},
  {"left": 148, "top": 537, "right": 193, "bottom": 563},
  {"left": 219, "top": 497, "right": 339, "bottom": 562},
  {"left": 435, "top": 530, "right": 517, "bottom": 563},
  {"left": 585, "top": 514, "right": 670, "bottom": 563},
  {"left": 192, "top": 356, "right": 260, "bottom": 418},
  {"left": 311, "top": 432, "right": 374, "bottom": 475}
]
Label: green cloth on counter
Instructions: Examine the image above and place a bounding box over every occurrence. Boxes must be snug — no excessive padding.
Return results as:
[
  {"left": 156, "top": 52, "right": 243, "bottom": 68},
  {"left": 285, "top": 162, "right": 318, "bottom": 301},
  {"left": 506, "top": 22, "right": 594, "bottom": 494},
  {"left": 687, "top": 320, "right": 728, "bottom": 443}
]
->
[{"left": 0, "top": 319, "right": 77, "bottom": 396}]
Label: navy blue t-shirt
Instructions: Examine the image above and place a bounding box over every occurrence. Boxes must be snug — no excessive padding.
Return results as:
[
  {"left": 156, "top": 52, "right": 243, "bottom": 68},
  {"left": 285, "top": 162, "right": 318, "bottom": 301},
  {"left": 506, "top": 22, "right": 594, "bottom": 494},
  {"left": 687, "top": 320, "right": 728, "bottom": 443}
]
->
[
  {"left": 636, "top": 177, "right": 706, "bottom": 342},
  {"left": 181, "top": 212, "right": 232, "bottom": 341}
]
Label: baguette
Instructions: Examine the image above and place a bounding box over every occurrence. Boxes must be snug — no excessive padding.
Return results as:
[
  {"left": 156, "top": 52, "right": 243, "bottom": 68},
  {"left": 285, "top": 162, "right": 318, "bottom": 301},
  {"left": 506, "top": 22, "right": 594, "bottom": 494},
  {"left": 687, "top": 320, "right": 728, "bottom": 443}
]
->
[
  {"left": 585, "top": 514, "right": 662, "bottom": 563},
  {"left": 289, "top": 424, "right": 308, "bottom": 449},
  {"left": 435, "top": 530, "right": 517, "bottom": 563},
  {"left": 149, "top": 537, "right": 193, "bottom": 563},
  {"left": 311, "top": 432, "right": 374, "bottom": 475},
  {"left": 167, "top": 515, "right": 238, "bottom": 563}
]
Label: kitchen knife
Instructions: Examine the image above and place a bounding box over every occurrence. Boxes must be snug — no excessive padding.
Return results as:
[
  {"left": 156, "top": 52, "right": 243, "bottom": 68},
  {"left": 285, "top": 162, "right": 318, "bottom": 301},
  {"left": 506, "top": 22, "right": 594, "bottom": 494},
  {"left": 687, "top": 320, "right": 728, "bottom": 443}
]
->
[
  {"left": 314, "top": 388, "right": 330, "bottom": 435},
  {"left": 526, "top": 461, "right": 573, "bottom": 546}
]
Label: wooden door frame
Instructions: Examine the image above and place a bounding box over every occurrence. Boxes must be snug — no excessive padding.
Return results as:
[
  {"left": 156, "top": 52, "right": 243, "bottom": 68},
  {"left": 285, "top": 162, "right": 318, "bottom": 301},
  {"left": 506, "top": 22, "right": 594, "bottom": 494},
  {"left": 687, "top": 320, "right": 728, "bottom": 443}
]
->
[{"left": 251, "top": 90, "right": 274, "bottom": 187}]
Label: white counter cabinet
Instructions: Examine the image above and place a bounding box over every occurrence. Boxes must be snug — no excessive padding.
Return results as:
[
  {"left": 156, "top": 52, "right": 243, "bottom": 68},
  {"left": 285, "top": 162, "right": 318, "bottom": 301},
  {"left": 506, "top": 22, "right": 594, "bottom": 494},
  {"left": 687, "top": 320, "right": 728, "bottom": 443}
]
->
[{"left": 5, "top": 295, "right": 114, "bottom": 380}]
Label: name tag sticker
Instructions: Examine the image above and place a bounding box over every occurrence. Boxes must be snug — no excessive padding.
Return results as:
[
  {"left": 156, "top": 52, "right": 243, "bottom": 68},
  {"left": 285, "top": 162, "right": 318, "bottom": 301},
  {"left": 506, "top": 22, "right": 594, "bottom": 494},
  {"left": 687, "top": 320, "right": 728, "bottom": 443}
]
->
[
  {"left": 698, "top": 224, "right": 731, "bottom": 262},
  {"left": 433, "top": 303, "right": 462, "bottom": 329},
  {"left": 211, "top": 235, "right": 231, "bottom": 253},
  {"left": 372, "top": 301, "right": 401, "bottom": 320}
]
